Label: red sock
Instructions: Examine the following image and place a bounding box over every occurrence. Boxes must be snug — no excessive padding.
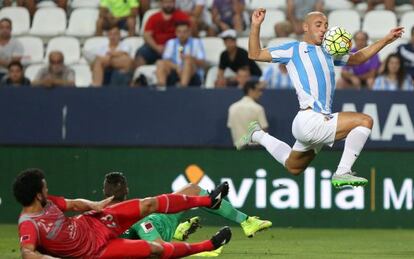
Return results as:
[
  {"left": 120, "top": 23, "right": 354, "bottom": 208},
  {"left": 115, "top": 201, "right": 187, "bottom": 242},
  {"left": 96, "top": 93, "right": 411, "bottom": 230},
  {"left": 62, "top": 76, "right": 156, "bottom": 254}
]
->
[
  {"left": 160, "top": 240, "right": 214, "bottom": 259},
  {"left": 156, "top": 194, "right": 211, "bottom": 213}
]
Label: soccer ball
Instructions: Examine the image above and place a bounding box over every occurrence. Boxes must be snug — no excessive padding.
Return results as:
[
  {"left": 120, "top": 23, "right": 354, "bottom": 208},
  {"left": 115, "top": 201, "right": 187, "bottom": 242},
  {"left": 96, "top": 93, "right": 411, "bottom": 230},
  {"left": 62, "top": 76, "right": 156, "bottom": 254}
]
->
[{"left": 322, "top": 26, "right": 352, "bottom": 56}]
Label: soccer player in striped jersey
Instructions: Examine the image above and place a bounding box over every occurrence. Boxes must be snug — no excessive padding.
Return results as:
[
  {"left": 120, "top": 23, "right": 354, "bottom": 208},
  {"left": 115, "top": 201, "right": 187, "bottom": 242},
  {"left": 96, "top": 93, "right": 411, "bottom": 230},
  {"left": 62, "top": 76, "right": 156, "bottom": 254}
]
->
[{"left": 238, "top": 9, "right": 404, "bottom": 188}]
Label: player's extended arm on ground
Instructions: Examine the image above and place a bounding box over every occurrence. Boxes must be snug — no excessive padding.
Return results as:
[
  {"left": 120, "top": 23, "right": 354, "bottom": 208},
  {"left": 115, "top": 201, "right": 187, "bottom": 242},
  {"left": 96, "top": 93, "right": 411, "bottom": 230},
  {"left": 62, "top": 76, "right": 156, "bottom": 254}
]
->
[
  {"left": 248, "top": 8, "right": 272, "bottom": 62},
  {"left": 21, "top": 245, "right": 60, "bottom": 259},
  {"left": 65, "top": 196, "right": 113, "bottom": 212},
  {"left": 347, "top": 27, "right": 404, "bottom": 65}
]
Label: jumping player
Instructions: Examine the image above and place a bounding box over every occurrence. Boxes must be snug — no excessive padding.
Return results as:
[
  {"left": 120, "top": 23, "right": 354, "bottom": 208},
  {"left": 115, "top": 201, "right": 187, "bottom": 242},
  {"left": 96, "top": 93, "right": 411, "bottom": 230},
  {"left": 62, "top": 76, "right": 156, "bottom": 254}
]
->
[
  {"left": 14, "top": 168, "right": 231, "bottom": 259},
  {"left": 102, "top": 172, "right": 272, "bottom": 249},
  {"left": 238, "top": 9, "right": 404, "bottom": 188}
]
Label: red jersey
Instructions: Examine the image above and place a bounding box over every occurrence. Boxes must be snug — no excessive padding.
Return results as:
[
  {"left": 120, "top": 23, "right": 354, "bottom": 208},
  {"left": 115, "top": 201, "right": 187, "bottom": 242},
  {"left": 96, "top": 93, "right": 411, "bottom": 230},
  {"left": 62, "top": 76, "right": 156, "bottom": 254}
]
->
[
  {"left": 145, "top": 10, "right": 190, "bottom": 45},
  {"left": 18, "top": 196, "right": 114, "bottom": 258}
]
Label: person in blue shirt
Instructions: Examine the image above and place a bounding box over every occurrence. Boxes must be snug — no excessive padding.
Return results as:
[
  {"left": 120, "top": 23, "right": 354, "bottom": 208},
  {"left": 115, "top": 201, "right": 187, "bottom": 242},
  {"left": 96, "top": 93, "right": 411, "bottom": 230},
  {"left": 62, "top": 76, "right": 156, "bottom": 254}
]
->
[
  {"left": 238, "top": 8, "right": 404, "bottom": 189},
  {"left": 373, "top": 53, "right": 414, "bottom": 91}
]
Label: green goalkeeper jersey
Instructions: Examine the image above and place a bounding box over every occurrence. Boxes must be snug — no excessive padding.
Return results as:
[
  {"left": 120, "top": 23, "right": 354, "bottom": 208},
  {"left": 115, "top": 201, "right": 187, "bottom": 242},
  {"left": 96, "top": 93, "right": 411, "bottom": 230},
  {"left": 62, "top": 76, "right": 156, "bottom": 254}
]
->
[{"left": 120, "top": 213, "right": 183, "bottom": 242}]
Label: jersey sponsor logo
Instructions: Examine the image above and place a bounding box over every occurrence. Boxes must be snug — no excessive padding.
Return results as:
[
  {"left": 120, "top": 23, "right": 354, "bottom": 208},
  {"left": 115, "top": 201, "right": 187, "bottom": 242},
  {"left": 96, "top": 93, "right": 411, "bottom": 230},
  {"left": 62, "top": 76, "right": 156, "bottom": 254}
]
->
[{"left": 140, "top": 221, "right": 154, "bottom": 233}]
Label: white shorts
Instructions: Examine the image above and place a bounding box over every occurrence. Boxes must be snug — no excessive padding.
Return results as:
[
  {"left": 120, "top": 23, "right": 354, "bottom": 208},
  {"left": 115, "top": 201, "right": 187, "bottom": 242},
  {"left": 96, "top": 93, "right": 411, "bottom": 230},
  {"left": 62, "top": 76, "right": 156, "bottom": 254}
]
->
[{"left": 291, "top": 109, "right": 338, "bottom": 153}]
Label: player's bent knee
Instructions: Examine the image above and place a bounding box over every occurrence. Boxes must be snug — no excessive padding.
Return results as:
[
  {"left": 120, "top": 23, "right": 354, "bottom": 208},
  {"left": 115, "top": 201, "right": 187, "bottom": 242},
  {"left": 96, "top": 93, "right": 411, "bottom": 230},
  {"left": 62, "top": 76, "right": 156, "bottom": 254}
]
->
[
  {"left": 286, "top": 166, "right": 304, "bottom": 176},
  {"left": 361, "top": 114, "right": 374, "bottom": 129}
]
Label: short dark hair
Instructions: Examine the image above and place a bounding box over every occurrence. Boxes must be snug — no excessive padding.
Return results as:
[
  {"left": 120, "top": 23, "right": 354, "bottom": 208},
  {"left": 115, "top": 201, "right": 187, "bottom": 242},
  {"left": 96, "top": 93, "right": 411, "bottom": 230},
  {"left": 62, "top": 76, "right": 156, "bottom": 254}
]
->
[
  {"left": 8, "top": 60, "right": 23, "bottom": 70},
  {"left": 104, "top": 172, "right": 128, "bottom": 202},
  {"left": 0, "top": 18, "right": 12, "bottom": 27},
  {"left": 175, "top": 20, "right": 190, "bottom": 28},
  {"left": 13, "top": 168, "right": 45, "bottom": 206},
  {"left": 243, "top": 79, "right": 259, "bottom": 95}
]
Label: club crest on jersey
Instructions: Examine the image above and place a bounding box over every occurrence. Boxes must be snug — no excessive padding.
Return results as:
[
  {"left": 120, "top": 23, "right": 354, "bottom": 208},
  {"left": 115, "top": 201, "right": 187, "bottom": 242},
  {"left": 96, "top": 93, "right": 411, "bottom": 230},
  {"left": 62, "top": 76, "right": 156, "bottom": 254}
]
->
[{"left": 140, "top": 221, "right": 154, "bottom": 233}]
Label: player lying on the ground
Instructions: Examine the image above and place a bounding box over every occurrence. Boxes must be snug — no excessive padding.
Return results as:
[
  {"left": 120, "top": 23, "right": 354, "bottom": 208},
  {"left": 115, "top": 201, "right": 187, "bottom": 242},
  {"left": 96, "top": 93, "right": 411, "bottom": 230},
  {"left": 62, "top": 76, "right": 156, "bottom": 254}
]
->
[
  {"left": 239, "top": 9, "right": 404, "bottom": 188},
  {"left": 102, "top": 172, "right": 272, "bottom": 256},
  {"left": 14, "top": 168, "right": 231, "bottom": 259}
]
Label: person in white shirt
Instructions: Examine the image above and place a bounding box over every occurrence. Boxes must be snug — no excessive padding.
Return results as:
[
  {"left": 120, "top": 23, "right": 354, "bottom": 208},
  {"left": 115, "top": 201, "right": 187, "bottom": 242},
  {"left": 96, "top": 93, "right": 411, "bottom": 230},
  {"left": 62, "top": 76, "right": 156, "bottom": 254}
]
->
[
  {"left": 175, "top": 0, "right": 213, "bottom": 36},
  {"left": 92, "top": 26, "right": 133, "bottom": 86},
  {"left": 156, "top": 21, "right": 206, "bottom": 87},
  {"left": 227, "top": 80, "right": 268, "bottom": 146}
]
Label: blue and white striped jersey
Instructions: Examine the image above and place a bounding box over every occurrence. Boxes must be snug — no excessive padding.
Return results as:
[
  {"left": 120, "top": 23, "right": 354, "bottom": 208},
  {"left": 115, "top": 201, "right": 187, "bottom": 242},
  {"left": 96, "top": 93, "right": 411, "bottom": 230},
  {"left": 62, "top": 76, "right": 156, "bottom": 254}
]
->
[
  {"left": 260, "top": 64, "right": 294, "bottom": 89},
  {"left": 372, "top": 75, "right": 414, "bottom": 91},
  {"left": 268, "top": 41, "right": 349, "bottom": 114}
]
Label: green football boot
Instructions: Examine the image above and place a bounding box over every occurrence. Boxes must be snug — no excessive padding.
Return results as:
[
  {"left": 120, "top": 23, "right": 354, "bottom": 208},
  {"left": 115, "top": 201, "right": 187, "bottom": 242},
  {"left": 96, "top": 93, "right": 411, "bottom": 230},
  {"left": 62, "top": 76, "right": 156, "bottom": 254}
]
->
[
  {"left": 173, "top": 216, "right": 201, "bottom": 241},
  {"left": 241, "top": 216, "right": 272, "bottom": 238}
]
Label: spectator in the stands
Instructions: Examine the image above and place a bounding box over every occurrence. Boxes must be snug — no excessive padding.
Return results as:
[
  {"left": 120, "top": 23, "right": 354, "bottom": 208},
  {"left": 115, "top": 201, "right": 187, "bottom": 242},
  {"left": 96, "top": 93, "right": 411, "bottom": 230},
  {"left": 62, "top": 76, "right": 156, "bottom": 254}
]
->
[
  {"left": 337, "top": 31, "right": 380, "bottom": 89},
  {"left": 0, "top": 18, "right": 23, "bottom": 80},
  {"left": 261, "top": 64, "right": 293, "bottom": 89},
  {"left": 156, "top": 21, "right": 206, "bottom": 87},
  {"left": 274, "top": 21, "right": 293, "bottom": 38},
  {"left": 135, "top": 0, "right": 190, "bottom": 67},
  {"left": 175, "top": 0, "right": 213, "bottom": 36},
  {"left": 372, "top": 53, "right": 413, "bottom": 91},
  {"left": 276, "top": 0, "right": 324, "bottom": 36},
  {"left": 367, "top": 0, "right": 414, "bottom": 12},
  {"left": 92, "top": 26, "right": 133, "bottom": 87},
  {"left": 32, "top": 51, "right": 75, "bottom": 88},
  {"left": 397, "top": 26, "right": 414, "bottom": 80},
  {"left": 0, "top": 61, "right": 30, "bottom": 87},
  {"left": 227, "top": 79, "right": 268, "bottom": 146},
  {"left": 3, "top": 0, "right": 67, "bottom": 17},
  {"left": 211, "top": 0, "right": 246, "bottom": 35},
  {"left": 215, "top": 29, "right": 262, "bottom": 88},
  {"left": 96, "top": 0, "right": 139, "bottom": 37}
]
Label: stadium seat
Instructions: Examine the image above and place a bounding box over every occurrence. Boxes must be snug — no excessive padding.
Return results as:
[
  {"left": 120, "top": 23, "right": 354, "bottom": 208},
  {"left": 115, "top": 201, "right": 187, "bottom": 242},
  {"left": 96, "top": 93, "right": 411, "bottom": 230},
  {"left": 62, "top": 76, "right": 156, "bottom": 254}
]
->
[
  {"left": 266, "top": 37, "right": 296, "bottom": 48},
  {"left": 132, "top": 65, "right": 157, "bottom": 86},
  {"left": 37, "top": 1, "right": 57, "bottom": 8},
  {"left": 328, "top": 9, "right": 361, "bottom": 35},
  {"left": 399, "top": 11, "right": 414, "bottom": 39},
  {"left": 201, "top": 37, "right": 225, "bottom": 66},
  {"left": 0, "top": 7, "right": 30, "bottom": 36},
  {"left": 121, "top": 37, "right": 144, "bottom": 58},
  {"left": 25, "top": 63, "right": 45, "bottom": 82},
  {"left": 70, "top": 64, "right": 92, "bottom": 87},
  {"left": 378, "top": 38, "right": 405, "bottom": 61},
  {"left": 248, "top": 0, "right": 286, "bottom": 10},
  {"left": 362, "top": 10, "right": 397, "bottom": 40},
  {"left": 16, "top": 36, "right": 44, "bottom": 65},
  {"left": 71, "top": 0, "right": 100, "bottom": 8},
  {"left": 66, "top": 8, "right": 99, "bottom": 38},
  {"left": 236, "top": 37, "right": 264, "bottom": 52},
  {"left": 325, "top": 0, "right": 353, "bottom": 11},
  {"left": 139, "top": 8, "right": 160, "bottom": 35},
  {"left": 46, "top": 36, "right": 81, "bottom": 65},
  {"left": 82, "top": 36, "right": 108, "bottom": 63},
  {"left": 204, "top": 66, "right": 236, "bottom": 89},
  {"left": 29, "top": 7, "right": 67, "bottom": 37},
  {"left": 259, "top": 9, "right": 285, "bottom": 39}
]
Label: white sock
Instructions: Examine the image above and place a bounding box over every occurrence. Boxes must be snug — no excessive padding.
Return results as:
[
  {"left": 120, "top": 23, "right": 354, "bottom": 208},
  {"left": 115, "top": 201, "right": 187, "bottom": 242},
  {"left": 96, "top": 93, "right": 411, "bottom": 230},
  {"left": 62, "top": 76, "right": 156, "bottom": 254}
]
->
[
  {"left": 335, "top": 126, "right": 371, "bottom": 175},
  {"left": 253, "top": 131, "right": 291, "bottom": 167}
]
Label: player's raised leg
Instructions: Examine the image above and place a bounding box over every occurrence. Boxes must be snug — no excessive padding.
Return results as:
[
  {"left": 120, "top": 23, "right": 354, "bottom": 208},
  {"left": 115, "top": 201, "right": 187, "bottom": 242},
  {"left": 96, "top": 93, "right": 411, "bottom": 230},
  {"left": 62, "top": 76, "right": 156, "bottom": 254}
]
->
[{"left": 331, "top": 112, "right": 373, "bottom": 188}]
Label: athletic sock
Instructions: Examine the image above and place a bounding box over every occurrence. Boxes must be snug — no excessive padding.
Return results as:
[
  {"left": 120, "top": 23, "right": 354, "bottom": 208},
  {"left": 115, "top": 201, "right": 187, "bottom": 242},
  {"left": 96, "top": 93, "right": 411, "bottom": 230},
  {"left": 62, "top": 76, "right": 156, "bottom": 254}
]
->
[
  {"left": 161, "top": 240, "right": 214, "bottom": 259},
  {"left": 335, "top": 126, "right": 371, "bottom": 175},
  {"left": 253, "top": 131, "right": 291, "bottom": 167},
  {"left": 199, "top": 189, "right": 248, "bottom": 223},
  {"left": 156, "top": 194, "right": 211, "bottom": 213}
]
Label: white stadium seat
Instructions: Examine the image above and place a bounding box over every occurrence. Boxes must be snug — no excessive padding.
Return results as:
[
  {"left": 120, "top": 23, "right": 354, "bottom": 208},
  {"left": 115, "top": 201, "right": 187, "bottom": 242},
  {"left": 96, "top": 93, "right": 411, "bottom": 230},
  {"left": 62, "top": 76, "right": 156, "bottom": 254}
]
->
[
  {"left": 70, "top": 64, "right": 92, "bottom": 87},
  {"left": 328, "top": 9, "right": 361, "bottom": 35},
  {"left": 121, "top": 37, "right": 144, "bottom": 58},
  {"left": 201, "top": 37, "right": 225, "bottom": 66},
  {"left": 71, "top": 0, "right": 100, "bottom": 8},
  {"left": 17, "top": 36, "right": 44, "bottom": 65},
  {"left": 29, "top": 7, "right": 67, "bottom": 37},
  {"left": 82, "top": 36, "right": 108, "bottom": 63},
  {"left": 259, "top": 9, "right": 286, "bottom": 39},
  {"left": 266, "top": 37, "right": 297, "bottom": 48},
  {"left": 400, "top": 11, "right": 414, "bottom": 39},
  {"left": 139, "top": 9, "right": 160, "bottom": 35},
  {"left": 0, "top": 7, "right": 30, "bottom": 36},
  {"left": 378, "top": 38, "right": 405, "bottom": 61},
  {"left": 325, "top": 0, "right": 353, "bottom": 11},
  {"left": 248, "top": 0, "right": 286, "bottom": 10},
  {"left": 37, "top": 1, "right": 57, "bottom": 8},
  {"left": 236, "top": 37, "right": 264, "bottom": 52},
  {"left": 66, "top": 8, "right": 99, "bottom": 37},
  {"left": 46, "top": 36, "right": 81, "bottom": 65},
  {"left": 204, "top": 66, "right": 236, "bottom": 89},
  {"left": 25, "top": 63, "right": 45, "bottom": 82},
  {"left": 132, "top": 65, "right": 157, "bottom": 86},
  {"left": 362, "top": 10, "right": 397, "bottom": 40}
]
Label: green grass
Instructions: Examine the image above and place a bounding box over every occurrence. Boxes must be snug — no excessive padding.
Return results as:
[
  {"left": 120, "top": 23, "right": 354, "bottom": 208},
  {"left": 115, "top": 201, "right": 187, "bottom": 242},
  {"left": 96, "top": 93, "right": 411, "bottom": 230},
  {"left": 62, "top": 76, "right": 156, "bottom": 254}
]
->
[{"left": 2, "top": 224, "right": 414, "bottom": 259}]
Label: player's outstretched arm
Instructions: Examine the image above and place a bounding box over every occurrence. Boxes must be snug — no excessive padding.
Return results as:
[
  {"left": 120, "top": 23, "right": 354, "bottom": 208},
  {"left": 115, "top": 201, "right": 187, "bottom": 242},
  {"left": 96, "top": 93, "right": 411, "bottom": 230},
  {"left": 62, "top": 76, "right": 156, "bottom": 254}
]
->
[
  {"left": 65, "top": 196, "right": 114, "bottom": 212},
  {"left": 248, "top": 8, "right": 272, "bottom": 62},
  {"left": 347, "top": 26, "right": 404, "bottom": 66},
  {"left": 21, "top": 245, "right": 60, "bottom": 259}
]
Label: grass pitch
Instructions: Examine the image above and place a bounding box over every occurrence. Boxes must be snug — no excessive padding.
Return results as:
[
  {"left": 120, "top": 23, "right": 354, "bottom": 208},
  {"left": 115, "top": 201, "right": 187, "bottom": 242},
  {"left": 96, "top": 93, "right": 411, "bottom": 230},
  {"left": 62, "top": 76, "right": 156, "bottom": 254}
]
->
[{"left": 1, "top": 224, "right": 413, "bottom": 259}]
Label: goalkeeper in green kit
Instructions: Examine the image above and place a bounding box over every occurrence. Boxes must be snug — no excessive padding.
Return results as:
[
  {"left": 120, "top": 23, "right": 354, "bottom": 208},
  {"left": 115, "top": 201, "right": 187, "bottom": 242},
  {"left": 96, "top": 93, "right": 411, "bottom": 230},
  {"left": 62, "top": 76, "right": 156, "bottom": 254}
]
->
[{"left": 103, "top": 171, "right": 272, "bottom": 256}]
